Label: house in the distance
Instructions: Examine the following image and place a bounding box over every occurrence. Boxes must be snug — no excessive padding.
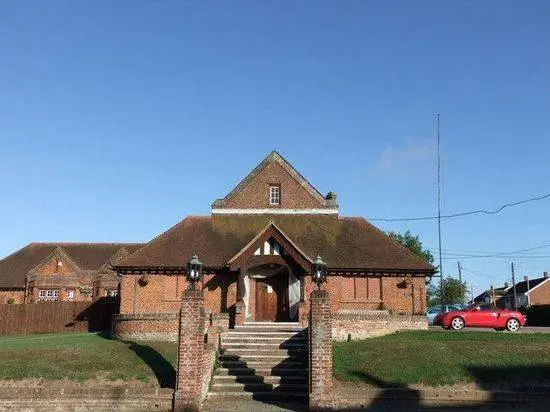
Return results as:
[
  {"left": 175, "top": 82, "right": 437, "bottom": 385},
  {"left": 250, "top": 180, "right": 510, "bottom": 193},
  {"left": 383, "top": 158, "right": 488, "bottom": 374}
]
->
[
  {"left": 473, "top": 283, "right": 511, "bottom": 307},
  {"left": 501, "top": 273, "right": 550, "bottom": 309},
  {"left": 0, "top": 243, "right": 142, "bottom": 304}
]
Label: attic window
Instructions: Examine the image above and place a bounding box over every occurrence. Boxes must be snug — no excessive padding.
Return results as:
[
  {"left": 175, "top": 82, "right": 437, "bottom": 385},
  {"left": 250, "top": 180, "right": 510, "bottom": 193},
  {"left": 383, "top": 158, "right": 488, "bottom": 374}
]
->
[{"left": 269, "top": 186, "right": 280, "bottom": 205}]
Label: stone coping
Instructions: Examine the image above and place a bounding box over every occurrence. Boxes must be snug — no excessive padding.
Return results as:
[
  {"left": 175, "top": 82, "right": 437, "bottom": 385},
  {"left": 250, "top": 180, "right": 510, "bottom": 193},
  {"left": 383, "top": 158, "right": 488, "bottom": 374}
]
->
[
  {"left": 0, "top": 386, "right": 173, "bottom": 399},
  {"left": 336, "top": 309, "right": 390, "bottom": 315},
  {"left": 114, "top": 313, "right": 178, "bottom": 321}
]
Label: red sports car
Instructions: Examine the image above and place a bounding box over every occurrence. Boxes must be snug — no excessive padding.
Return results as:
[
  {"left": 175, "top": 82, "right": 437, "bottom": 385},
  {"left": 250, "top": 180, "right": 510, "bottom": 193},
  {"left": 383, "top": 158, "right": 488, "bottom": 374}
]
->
[{"left": 434, "top": 303, "right": 526, "bottom": 332}]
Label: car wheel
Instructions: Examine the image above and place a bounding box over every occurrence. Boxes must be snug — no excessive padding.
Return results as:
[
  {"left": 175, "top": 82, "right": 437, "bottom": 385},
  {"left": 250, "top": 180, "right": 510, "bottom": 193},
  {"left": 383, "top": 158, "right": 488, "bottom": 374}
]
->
[
  {"left": 506, "top": 318, "right": 520, "bottom": 332},
  {"left": 451, "top": 317, "right": 465, "bottom": 330}
]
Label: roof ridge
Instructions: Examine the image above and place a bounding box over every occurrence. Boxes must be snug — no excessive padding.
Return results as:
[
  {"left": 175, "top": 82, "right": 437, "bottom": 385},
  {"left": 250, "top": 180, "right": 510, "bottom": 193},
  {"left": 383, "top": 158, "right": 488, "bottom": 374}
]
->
[{"left": 28, "top": 242, "right": 144, "bottom": 246}]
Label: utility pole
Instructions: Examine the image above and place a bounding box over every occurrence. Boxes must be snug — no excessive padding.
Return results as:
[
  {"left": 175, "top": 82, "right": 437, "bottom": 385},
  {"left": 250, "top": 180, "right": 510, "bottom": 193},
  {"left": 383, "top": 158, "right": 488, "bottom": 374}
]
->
[
  {"left": 437, "top": 113, "right": 444, "bottom": 303},
  {"left": 511, "top": 262, "right": 518, "bottom": 310},
  {"left": 457, "top": 261, "right": 463, "bottom": 304}
]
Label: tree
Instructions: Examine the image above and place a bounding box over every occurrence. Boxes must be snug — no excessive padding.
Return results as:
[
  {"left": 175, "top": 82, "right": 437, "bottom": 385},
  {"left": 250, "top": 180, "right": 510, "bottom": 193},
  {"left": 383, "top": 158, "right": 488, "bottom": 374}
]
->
[
  {"left": 427, "top": 277, "right": 467, "bottom": 306},
  {"left": 387, "top": 230, "right": 434, "bottom": 264}
]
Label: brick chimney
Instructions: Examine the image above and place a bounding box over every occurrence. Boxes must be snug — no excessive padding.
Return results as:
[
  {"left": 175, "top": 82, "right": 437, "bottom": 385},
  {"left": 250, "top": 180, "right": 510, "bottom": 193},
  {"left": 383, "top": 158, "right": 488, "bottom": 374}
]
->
[
  {"left": 524, "top": 276, "right": 529, "bottom": 291},
  {"left": 544, "top": 272, "right": 549, "bottom": 279}
]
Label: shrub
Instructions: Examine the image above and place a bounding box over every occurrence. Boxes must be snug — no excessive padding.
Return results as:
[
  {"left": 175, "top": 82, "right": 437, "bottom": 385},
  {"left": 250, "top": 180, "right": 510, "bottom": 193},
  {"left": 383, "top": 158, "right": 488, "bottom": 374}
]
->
[
  {"left": 525, "top": 305, "right": 550, "bottom": 326},
  {"left": 7, "top": 298, "right": 15, "bottom": 304}
]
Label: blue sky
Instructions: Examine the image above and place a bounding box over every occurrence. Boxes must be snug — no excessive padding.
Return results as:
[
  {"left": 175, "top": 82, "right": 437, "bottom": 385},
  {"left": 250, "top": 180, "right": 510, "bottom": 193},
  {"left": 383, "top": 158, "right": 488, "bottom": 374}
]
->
[{"left": 1, "top": 1, "right": 549, "bottom": 297}]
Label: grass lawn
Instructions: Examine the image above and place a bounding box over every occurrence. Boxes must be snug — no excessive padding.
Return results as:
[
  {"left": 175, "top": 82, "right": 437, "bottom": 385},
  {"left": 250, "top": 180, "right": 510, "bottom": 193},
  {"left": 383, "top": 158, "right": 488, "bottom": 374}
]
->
[
  {"left": 0, "top": 333, "right": 177, "bottom": 386},
  {"left": 333, "top": 331, "right": 550, "bottom": 387}
]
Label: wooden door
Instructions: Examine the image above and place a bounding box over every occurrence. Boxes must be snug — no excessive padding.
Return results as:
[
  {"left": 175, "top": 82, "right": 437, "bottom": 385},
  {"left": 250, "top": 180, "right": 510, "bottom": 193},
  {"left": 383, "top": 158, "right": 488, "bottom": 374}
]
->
[{"left": 255, "top": 275, "right": 288, "bottom": 321}]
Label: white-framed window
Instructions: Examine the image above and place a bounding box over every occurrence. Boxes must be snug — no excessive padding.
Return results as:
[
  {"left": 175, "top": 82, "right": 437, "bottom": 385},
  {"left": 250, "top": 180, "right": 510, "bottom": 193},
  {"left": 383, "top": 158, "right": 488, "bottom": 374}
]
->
[
  {"left": 66, "top": 290, "right": 75, "bottom": 301},
  {"left": 105, "top": 289, "right": 118, "bottom": 297},
  {"left": 269, "top": 186, "right": 280, "bottom": 205},
  {"left": 38, "top": 289, "right": 60, "bottom": 301}
]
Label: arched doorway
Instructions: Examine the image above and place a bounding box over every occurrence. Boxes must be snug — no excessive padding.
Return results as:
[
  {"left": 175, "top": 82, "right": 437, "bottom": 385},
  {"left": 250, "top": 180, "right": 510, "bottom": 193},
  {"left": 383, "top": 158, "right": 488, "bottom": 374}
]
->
[
  {"left": 239, "top": 262, "right": 300, "bottom": 322},
  {"left": 254, "top": 265, "right": 289, "bottom": 321}
]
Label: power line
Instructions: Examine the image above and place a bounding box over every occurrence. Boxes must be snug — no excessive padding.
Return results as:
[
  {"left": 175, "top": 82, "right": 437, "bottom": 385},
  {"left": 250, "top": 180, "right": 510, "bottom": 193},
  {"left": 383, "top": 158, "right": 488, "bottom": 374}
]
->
[
  {"left": 368, "top": 192, "right": 550, "bottom": 222},
  {"left": 437, "top": 242, "right": 550, "bottom": 259},
  {"left": 443, "top": 254, "right": 550, "bottom": 260},
  {"left": 460, "top": 267, "right": 501, "bottom": 281}
]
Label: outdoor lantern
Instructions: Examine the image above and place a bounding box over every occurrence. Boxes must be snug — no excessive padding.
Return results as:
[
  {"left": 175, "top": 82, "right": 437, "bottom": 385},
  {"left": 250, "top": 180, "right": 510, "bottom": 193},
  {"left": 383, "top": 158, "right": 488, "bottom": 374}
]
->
[
  {"left": 186, "top": 254, "right": 203, "bottom": 290},
  {"left": 312, "top": 255, "right": 327, "bottom": 289}
]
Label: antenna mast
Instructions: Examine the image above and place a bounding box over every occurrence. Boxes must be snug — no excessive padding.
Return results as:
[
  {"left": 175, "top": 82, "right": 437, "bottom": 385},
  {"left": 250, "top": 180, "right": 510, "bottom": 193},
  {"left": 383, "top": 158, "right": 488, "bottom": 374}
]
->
[{"left": 437, "top": 113, "right": 444, "bottom": 303}]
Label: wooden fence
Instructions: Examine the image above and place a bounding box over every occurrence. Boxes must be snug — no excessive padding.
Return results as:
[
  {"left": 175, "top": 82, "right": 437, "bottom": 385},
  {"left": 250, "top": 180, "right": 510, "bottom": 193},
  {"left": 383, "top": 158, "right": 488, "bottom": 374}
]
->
[{"left": 0, "top": 297, "right": 119, "bottom": 336}]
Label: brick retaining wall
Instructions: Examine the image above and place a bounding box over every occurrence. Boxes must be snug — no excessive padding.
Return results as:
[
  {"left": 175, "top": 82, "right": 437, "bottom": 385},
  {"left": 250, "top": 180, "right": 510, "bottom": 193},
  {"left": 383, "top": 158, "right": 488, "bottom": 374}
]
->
[
  {"left": 113, "top": 313, "right": 178, "bottom": 341},
  {"left": 321, "top": 385, "right": 550, "bottom": 410},
  {"left": 332, "top": 310, "right": 427, "bottom": 341},
  {"left": 0, "top": 387, "right": 173, "bottom": 411}
]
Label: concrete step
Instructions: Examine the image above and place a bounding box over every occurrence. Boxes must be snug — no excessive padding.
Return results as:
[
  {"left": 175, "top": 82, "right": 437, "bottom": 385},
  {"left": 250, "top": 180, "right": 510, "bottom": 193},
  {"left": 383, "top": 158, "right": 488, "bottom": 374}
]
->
[
  {"left": 222, "top": 335, "right": 305, "bottom": 343},
  {"left": 215, "top": 367, "right": 307, "bottom": 377},
  {"left": 220, "top": 348, "right": 306, "bottom": 357},
  {"left": 225, "top": 330, "right": 304, "bottom": 336},
  {"left": 235, "top": 323, "right": 304, "bottom": 333},
  {"left": 209, "top": 382, "right": 308, "bottom": 392},
  {"left": 219, "top": 353, "right": 306, "bottom": 363},
  {"left": 212, "top": 375, "right": 306, "bottom": 384},
  {"left": 221, "top": 342, "right": 306, "bottom": 350},
  {"left": 207, "top": 391, "right": 308, "bottom": 400},
  {"left": 219, "top": 360, "right": 306, "bottom": 369}
]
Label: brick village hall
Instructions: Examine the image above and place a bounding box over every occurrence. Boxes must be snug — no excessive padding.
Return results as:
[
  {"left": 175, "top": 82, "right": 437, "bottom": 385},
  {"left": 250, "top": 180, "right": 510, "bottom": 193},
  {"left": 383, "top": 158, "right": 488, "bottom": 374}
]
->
[{"left": 112, "top": 151, "right": 434, "bottom": 341}]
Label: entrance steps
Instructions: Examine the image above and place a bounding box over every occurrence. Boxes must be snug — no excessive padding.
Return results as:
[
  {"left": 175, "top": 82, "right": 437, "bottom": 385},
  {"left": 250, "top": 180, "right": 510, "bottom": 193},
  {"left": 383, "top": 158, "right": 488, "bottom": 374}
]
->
[{"left": 207, "top": 322, "right": 308, "bottom": 400}]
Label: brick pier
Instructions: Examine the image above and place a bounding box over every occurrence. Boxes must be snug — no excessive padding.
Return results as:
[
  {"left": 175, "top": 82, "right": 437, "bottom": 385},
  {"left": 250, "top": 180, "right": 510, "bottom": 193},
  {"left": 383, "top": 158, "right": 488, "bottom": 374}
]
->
[
  {"left": 173, "top": 289, "right": 206, "bottom": 412},
  {"left": 308, "top": 289, "right": 333, "bottom": 410}
]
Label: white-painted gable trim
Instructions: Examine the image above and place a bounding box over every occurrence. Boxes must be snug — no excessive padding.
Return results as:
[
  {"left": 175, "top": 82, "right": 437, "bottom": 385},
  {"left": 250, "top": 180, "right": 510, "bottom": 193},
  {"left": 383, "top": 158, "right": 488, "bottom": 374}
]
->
[{"left": 212, "top": 208, "right": 338, "bottom": 215}]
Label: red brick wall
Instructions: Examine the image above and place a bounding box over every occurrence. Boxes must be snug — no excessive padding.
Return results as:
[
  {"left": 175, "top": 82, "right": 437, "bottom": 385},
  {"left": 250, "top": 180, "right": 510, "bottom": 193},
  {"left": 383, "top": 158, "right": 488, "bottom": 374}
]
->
[
  {"left": 221, "top": 161, "right": 323, "bottom": 209},
  {"left": 332, "top": 313, "right": 427, "bottom": 341},
  {"left": 120, "top": 272, "right": 238, "bottom": 316},
  {"left": 324, "top": 274, "right": 425, "bottom": 315},
  {"left": 529, "top": 279, "right": 550, "bottom": 306}
]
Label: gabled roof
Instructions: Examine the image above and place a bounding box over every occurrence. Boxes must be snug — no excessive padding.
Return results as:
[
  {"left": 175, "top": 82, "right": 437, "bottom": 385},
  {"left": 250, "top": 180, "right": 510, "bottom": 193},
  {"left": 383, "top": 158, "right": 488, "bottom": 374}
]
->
[
  {"left": 0, "top": 243, "right": 143, "bottom": 288},
  {"left": 504, "top": 276, "right": 550, "bottom": 296},
  {"left": 212, "top": 151, "right": 331, "bottom": 209},
  {"left": 227, "top": 221, "right": 313, "bottom": 271},
  {"left": 115, "top": 215, "right": 435, "bottom": 273}
]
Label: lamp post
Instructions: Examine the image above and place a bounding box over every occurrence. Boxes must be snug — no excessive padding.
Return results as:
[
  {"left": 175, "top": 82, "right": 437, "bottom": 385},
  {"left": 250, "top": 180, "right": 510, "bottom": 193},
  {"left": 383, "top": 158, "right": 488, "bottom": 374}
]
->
[
  {"left": 312, "top": 255, "right": 327, "bottom": 290},
  {"left": 186, "top": 254, "right": 203, "bottom": 291}
]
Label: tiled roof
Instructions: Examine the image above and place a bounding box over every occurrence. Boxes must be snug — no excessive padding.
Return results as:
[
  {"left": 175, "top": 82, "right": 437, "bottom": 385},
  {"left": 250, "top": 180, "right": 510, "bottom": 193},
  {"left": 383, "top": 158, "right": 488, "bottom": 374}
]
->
[
  {"left": 115, "top": 215, "right": 435, "bottom": 273},
  {"left": 0, "top": 243, "right": 143, "bottom": 288},
  {"left": 504, "top": 276, "right": 549, "bottom": 296}
]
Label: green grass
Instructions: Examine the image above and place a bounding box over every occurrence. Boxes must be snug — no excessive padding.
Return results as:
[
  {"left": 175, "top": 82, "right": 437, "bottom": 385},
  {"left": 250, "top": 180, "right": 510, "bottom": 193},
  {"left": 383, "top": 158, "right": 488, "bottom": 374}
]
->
[
  {"left": 0, "top": 333, "right": 177, "bottom": 385},
  {"left": 333, "top": 331, "right": 550, "bottom": 387}
]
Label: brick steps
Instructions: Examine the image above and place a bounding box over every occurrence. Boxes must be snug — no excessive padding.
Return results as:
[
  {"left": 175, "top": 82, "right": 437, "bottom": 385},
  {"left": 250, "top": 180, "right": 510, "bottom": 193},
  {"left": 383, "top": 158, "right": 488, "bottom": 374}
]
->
[{"left": 207, "top": 322, "right": 308, "bottom": 400}]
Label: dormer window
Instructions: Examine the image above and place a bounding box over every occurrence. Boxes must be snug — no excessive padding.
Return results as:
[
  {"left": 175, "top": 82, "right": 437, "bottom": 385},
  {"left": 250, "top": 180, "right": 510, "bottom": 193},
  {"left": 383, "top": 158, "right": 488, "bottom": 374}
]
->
[{"left": 269, "top": 186, "right": 280, "bottom": 205}]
